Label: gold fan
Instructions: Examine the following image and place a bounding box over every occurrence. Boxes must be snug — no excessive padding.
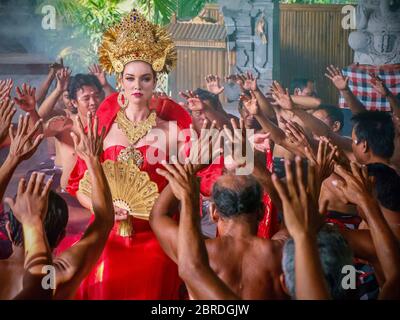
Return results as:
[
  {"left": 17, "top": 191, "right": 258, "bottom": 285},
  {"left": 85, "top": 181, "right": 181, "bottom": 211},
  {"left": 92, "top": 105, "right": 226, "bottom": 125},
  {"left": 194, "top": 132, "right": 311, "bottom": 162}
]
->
[{"left": 78, "top": 159, "right": 159, "bottom": 237}]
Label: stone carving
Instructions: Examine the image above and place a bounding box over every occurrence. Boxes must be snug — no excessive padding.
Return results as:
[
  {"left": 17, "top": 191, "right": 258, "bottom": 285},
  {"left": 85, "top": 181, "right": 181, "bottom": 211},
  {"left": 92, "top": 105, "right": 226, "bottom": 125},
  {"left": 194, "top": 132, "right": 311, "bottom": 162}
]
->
[
  {"left": 218, "top": 0, "right": 279, "bottom": 99},
  {"left": 349, "top": 0, "right": 400, "bottom": 65}
]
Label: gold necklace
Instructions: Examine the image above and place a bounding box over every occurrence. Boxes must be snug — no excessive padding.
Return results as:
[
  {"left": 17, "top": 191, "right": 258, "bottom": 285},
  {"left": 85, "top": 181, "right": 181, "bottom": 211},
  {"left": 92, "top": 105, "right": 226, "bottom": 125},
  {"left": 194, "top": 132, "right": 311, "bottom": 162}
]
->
[{"left": 116, "top": 109, "right": 157, "bottom": 145}]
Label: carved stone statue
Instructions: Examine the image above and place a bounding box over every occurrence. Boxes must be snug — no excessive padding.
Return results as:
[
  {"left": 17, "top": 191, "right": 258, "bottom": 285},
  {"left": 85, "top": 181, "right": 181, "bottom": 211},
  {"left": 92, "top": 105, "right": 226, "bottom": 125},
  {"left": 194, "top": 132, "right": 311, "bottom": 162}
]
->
[
  {"left": 218, "top": 0, "right": 279, "bottom": 100},
  {"left": 349, "top": 0, "right": 400, "bottom": 65}
]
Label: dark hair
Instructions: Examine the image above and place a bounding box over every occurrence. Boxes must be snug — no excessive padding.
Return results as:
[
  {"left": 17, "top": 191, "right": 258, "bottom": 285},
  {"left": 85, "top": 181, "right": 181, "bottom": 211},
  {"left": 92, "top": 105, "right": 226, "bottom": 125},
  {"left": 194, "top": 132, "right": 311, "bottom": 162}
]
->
[
  {"left": 212, "top": 175, "right": 263, "bottom": 218},
  {"left": 351, "top": 111, "right": 395, "bottom": 159},
  {"left": 367, "top": 163, "right": 400, "bottom": 212},
  {"left": 8, "top": 191, "right": 69, "bottom": 248},
  {"left": 290, "top": 78, "right": 314, "bottom": 94},
  {"left": 193, "top": 88, "right": 220, "bottom": 110},
  {"left": 313, "top": 104, "right": 344, "bottom": 131},
  {"left": 68, "top": 74, "right": 102, "bottom": 100}
]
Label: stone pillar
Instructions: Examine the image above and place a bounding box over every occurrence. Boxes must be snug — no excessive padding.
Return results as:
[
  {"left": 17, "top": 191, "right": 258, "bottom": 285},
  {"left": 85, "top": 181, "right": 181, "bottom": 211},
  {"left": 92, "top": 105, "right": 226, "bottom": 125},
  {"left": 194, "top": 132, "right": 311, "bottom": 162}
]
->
[
  {"left": 349, "top": 0, "right": 400, "bottom": 65},
  {"left": 218, "top": 0, "right": 280, "bottom": 101}
]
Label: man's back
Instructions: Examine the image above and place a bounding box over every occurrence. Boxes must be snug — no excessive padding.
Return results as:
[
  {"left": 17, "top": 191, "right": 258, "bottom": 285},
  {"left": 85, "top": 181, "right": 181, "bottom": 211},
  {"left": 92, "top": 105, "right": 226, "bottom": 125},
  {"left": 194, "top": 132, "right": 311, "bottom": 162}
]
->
[{"left": 206, "top": 235, "right": 288, "bottom": 300}]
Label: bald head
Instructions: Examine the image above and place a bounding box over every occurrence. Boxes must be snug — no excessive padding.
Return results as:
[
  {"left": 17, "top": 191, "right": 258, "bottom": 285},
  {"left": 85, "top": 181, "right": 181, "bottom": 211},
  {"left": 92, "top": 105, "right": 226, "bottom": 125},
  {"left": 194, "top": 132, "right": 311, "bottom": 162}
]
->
[{"left": 212, "top": 174, "right": 263, "bottom": 218}]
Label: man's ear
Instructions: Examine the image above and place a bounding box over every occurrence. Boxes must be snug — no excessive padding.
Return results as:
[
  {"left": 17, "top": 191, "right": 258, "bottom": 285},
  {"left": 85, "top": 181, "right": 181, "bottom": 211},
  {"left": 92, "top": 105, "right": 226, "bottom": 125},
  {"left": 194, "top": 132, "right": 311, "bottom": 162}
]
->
[
  {"left": 361, "top": 140, "right": 368, "bottom": 153},
  {"left": 209, "top": 202, "right": 219, "bottom": 223},
  {"left": 279, "top": 273, "right": 291, "bottom": 298},
  {"left": 332, "top": 121, "right": 341, "bottom": 133},
  {"left": 71, "top": 99, "right": 78, "bottom": 109}
]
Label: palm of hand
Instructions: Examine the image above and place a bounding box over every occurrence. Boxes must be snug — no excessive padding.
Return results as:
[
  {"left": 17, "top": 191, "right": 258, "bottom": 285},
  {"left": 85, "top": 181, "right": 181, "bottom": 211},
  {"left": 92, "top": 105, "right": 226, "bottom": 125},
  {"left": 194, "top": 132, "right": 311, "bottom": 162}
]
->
[
  {"left": 278, "top": 96, "right": 293, "bottom": 110},
  {"left": 333, "top": 76, "right": 347, "bottom": 90},
  {"left": 188, "top": 98, "right": 204, "bottom": 111},
  {"left": 208, "top": 82, "right": 223, "bottom": 95},
  {"left": 17, "top": 95, "right": 35, "bottom": 111},
  {"left": 244, "top": 99, "right": 258, "bottom": 115}
]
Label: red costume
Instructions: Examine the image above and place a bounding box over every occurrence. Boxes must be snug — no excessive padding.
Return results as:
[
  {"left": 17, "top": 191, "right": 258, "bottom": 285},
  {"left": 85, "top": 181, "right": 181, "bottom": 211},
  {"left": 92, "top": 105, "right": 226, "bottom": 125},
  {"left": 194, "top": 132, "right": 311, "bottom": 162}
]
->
[{"left": 65, "top": 93, "right": 192, "bottom": 299}]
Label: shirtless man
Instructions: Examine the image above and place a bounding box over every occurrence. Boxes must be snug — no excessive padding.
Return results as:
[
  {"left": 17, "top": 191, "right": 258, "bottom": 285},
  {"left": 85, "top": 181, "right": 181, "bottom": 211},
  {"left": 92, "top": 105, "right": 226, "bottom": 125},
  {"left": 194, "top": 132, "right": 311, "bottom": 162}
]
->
[
  {"left": 0, "top": 113, "right": 114, "bottom": 299},
  {"left": 44, "top": 74, "right": 104, "bottom": 190},
  {"left": 150, "top": 152, "right": 289, "bottom": 299}
]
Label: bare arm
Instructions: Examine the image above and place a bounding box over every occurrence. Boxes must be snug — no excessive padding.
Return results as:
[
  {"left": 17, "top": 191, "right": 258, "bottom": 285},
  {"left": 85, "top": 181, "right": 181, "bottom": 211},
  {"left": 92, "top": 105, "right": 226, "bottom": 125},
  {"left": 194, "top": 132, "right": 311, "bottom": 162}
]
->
[
  {"left": 272, "top": 158, "right": 331, "bottom": 300},
  {"left": 4, "top": 174, "right": 53, "bottom": 300},
  {"left": 88, "top": 64, "right": 115, "bottom": 97},
  {"left": 335, "top": 163, "right": 400, "bottom": 299},
  {"left": 149, "top": 183, "right": 179, "bottom": 264},
  {"left": 325, "top": 65, "right": 366, "bottom": 115},
  {"left": 0, "top": 114, "right": 43, "bottom": 200},
  {"left": 369, "top": 73, "right": 400, "bottom": 118},
  {"left": 38, "top": 68, "right": 71, "bottom": 119},
  {"left": 53, "top": 114, "right": 114, "bottom": 299},
  {"left": 35, "top": 71, "right": 55, "bottom": 106},
  {"left": 291, "top": 95, "right": 322, "bottom": 109}
]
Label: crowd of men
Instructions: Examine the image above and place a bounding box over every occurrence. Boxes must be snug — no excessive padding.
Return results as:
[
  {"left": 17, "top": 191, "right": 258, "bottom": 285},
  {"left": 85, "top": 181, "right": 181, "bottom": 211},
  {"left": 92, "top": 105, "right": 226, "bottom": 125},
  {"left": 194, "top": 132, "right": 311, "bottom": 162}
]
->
[{"left": 0, "top": 59, "right": 399, "bottom": 300}]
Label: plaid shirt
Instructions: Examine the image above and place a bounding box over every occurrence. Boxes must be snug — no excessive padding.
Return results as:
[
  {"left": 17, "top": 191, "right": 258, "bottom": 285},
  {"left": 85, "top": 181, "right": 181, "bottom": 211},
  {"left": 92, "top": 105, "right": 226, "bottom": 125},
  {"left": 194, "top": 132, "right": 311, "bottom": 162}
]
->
[{"left": 339, "top": 64, "right": 400, "bottom": 112}]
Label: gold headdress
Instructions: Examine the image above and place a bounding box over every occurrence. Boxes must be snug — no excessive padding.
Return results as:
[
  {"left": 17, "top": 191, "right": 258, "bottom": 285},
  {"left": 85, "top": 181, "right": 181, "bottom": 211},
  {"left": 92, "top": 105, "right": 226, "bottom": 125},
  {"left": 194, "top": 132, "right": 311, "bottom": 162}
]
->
[{"left": 98, "top": 9, "right": 177, "bottom": 74}]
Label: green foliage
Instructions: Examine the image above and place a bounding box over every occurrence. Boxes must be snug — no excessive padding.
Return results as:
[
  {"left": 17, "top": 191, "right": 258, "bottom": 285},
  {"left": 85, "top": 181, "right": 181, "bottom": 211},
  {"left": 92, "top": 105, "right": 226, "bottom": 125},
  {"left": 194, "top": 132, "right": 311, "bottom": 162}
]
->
[
  {"left": 280, "top": 0, "right": 357, "bottom": 3},
  {"left": 38, "top": 0, "right": 123, "bottom": 72}
]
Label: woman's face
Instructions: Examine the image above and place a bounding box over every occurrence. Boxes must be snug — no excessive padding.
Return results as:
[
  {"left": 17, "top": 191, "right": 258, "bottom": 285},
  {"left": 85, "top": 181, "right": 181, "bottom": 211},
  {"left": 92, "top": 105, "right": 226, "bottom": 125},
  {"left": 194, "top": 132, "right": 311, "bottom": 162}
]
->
[{"left": 120, "top": 61, "right": 156, "bottom": 106}]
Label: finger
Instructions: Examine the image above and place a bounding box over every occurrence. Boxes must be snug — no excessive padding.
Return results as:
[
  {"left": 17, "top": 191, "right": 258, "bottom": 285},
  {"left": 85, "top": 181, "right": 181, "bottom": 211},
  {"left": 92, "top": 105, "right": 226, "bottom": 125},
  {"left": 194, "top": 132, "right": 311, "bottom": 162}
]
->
[
  {"left": 17, "top": 177, "right": 26, "bottom": 196},
  {"left": 295, "top": 156, "right": 306, "bottom": 197},
  {"left": 285, "top": 159, "right": 297, "bottom": 198},
  {"left": 161, "top": 160, "right": 181, "bottom": 179},
  {"left": 155, "top": 168, "right": 174, "bottom": 183},
  {"left": 42, "top": 175, "right": 53, "bottom": 198},
  {"left": 21, "top": 113, "right": 29, "bottom": 135},
  {"left": 8, "top": 124, "right": 14, "bottom": 142},
  {"left": 271, "top": 173, "right": 289, "bottom": 204},
  {"left": 93, "top": 115, "right": 98, "bottom": 137},
  {"left": 29, "top": 134, "right": 44, "bottom": 153},
  {"left": 27, "top": 172, "right": 38, "bottom": 193},
  {"left": 75, "top": 115, "right": 85, "bottom": 136},
  {"left": 25, "top": 118, "right": 43, "bottom": 141},
  {"left": 171, "top": 156, "right": 186, "bottom": 178},
  {"left": 34, "top": 173, "right": 45, "bottom": 194}
]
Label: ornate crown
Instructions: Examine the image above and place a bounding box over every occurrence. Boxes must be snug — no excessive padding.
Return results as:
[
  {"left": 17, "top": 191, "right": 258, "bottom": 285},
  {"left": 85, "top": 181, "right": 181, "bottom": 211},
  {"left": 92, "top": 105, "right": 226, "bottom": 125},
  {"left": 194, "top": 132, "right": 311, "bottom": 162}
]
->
[{"left": 98, "top": 9, "right": 177, "bottom": 74}]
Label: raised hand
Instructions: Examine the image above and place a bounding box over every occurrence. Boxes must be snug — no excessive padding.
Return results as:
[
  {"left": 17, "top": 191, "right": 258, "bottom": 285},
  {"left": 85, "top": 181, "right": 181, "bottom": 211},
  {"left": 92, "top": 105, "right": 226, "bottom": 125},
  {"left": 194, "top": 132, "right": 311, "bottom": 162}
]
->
[
  {"left": 49, "top": 57, "right": 64, "bottom": 76},
  {"left": 272, "top": 84, "right": 294, "bottom": 110},
  {"left": 88, "top": 64, "right": 107, "bottom": 87},
  {"left": 4, "top": 172, "right": 53, "bottom": 226},
  {"left": 222, "top": 118, "right": 252, "bottom": 170},
  {"left": 70, "top": 112, "right": 106, "bottom": 162},
  {"left": 56, "top": 67, "right": 71, "bottom": 92},
  {"left": 44, "top": 115, "right": 73, "bottom": 137},
  {"left": 325, "top": 65, "right": 349, "bottom": 91},
  {"left": 303, "top": 137, "right": 337, "bottom": 200},
  {"left": 8, "top": 114, "right": 43, "bottom": 162},
  {"left": 179, "top": 90, "right": 206, "bottom": 112},
  {"left": 188, "top": 119, "right": 222, "bottom": 172},
  {"left": 272, "top": 157, "right": 324, "bottom": 238},
  {"left": 205, "top": 75, "right": 224, "bottom": 95},
  {"left": 283, "top": 119, "right": 314, "bottom": 155},
  {"left": 369, "top": 73, "right": 390, "bottom": 97},
  {"left": 0, "top": 79, "right": 13, "bottom": 100},
  {"left": 240, "top": 90, "right": 260, "bottom": 115},
  {"left": 14, "top": 83, "right": 36, "bottom": 112},
  {"left": 332, "top": 162, "right": 373, "bottom": 206},
  {"left": 156, "top": 158, "right": 199, "bottom": 203},
  {"left": 0, "top": 98, "right": 16, "bottom": 144},
  {"left": 252, "top": 132, "right": 271, "bottom": 153}
]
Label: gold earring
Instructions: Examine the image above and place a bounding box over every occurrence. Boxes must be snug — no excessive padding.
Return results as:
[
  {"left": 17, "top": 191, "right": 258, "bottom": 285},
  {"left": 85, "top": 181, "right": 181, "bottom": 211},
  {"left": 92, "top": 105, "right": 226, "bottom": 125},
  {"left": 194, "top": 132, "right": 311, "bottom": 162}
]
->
[{"left": 118, "top": 89, "right": 129, "bottom": 110}]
